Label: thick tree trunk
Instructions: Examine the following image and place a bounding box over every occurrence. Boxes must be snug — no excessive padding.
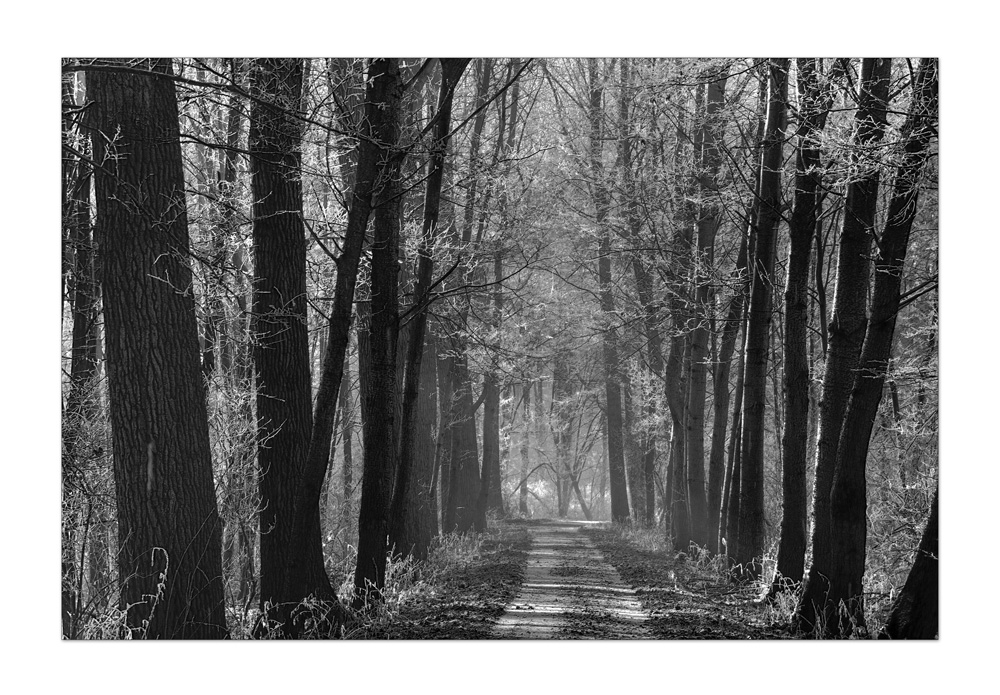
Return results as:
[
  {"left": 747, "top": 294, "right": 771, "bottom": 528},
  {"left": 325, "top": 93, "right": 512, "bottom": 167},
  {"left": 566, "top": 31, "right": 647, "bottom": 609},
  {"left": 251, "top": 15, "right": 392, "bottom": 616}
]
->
[
  {"left": 769, "top": 59, "right": 836, "bottom": 596},
  {"left": 823, "top": 59, "right": 938, "bottom": 635},
  {"left": 735, "top": 58, "right": 788, "bottom": 581},
  {"left": 795, "top": 58, "right": 892, "bottom": 631},
  {"left": 880, "top": 488, "right": 938, "bottom": 640},
  {"left": 247, "top": 60, "right": 331, "bottom": 624},
  {"left": 88, "top": 58, "right": 227, "bottom": 638}
]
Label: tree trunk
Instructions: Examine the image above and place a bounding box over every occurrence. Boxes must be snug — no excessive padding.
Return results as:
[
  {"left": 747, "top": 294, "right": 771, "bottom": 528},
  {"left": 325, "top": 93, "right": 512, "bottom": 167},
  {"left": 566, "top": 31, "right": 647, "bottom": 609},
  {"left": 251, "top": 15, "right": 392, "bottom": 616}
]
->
[
  {"left": 880, "top": 488, "right": 938, "bottom": 640},
  {"left": 735, "top": 58, "right": 788, "bottom": 581},
  {"left": 823, "top": 59, "right": 938, "bottom": 636},
  {"left": 795, "top": 58, "right": 892, "bottom": 631},
  {"left": 769, "top": 58, "right": 836, "bottom": 596},
  {"left": 589, "top": 57, "right": 629, "bottom": 523},
  {"left": 88, "top": 58, "right": 227, "bottom": 638},
  {"left": 390, "top": 58, "right": 470, "bottom": 559},
  {"left": 686, "top": 69, "right": 727, "bottom": 548},
  {"left": 708, "top": 233, "right": 748, "bottom": 554}
]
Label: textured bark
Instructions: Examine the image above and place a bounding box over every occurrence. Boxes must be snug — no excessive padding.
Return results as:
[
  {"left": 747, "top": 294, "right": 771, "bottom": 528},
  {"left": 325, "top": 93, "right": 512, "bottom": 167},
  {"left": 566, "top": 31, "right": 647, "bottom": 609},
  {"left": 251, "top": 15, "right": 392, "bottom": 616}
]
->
[
  {"left": 795, "top": 58, "right": 892, "bottom": 631},
  {"left": 390, "top": 58, "right": 470, "bottom": 559},
  {"left": 352, "top": 58, "right": 407, "bottom": 604},
  {"left": 770, "top": 59, "right": 836, "bottom": 595},
  {"left": 589, "top": 57, "right": 629, "bottom": 522},
  {"left": 735, "top": 58, "right": 787, "bottom": 581},
  {"left": 278, "top": 59, "right": 402, "bottom": 617},
  {"left": 880, "top": 488, "right": 938, "bottom": 640},
  {"left": 88, "top": 59, "right": 227, "bottom": 638},
  {"left": 823, "top": 59, "right": 938, "bottom": 635},
  {"left": 686, "top": 70, "right": 727, "bottom": 548},
  {"left": 247, "top": 60, "right": 331, "bottom": 621}
]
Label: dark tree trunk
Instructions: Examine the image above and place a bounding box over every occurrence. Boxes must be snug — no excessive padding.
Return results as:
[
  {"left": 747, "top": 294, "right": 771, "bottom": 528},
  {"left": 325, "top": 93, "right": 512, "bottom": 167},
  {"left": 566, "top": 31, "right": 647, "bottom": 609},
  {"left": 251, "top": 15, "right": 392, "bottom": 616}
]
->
[
  {"left": 390, "top": 59, "right": 470, "bottom": 559},
  {"left": 769, "top": 58, "right": 836, "bottom": 596},
  {"left": 795, "top": 58, "right": 892, "bottom": 632},
  {"left": 88, "top": 58, "right": 227, "bottom": 639},
  {"left": 686, "top": 69, "right": 727, "bottom": 548},
  {"left": 352, "top": 58, "right": 407, "bottom": 605},
  {"left": 247, "top": 60, "right": 331, "bottom": 622},
  {"left": 708, "top": 233, "right": 748, "bottom": 554},
  {"left": 589, "top": 57, "right": 629, "bottom": 523},
  {"left": 735, "top": 58, "right": 788, "bottom": 581},
  {"left": 721, "top": 327, "right": 746, "bottom": 560},
  {"left": 443, "top": 59, "right": 492, "bottom": 534},
  {"left": 880, "top": 488, "right": 938, "bottom": 640},
  {"left": 823, "top": 59, "right": 938, "bottom": 636}
]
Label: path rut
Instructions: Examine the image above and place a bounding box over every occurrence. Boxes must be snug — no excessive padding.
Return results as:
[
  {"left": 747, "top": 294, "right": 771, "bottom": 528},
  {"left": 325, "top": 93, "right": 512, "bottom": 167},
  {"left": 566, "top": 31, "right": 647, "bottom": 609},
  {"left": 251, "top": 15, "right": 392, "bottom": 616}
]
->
[{"left": 493, "top": 521, "right": 650, "bottom": 639}]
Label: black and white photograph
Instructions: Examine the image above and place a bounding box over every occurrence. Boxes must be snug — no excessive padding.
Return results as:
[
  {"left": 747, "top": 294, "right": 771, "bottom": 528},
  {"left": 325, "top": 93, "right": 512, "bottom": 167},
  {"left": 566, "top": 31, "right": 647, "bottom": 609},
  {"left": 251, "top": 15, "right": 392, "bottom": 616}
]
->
[{"left": 58, "top": 55, "right": 940, "bottom": 644}]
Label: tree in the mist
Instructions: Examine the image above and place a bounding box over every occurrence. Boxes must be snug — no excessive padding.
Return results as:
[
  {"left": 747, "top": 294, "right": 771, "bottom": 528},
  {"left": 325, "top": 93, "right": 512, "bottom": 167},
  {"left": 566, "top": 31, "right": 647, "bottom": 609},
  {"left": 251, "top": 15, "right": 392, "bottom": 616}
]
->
[
  {"left": 734, "top": 58, "right": 788, "bottom": 581},
  {"left": 87, "top": 58, "right": 227, "bottom": 638},
  {"left": 588, "top": 57, "right": 629, "bottom": 523},
  {"left": 794, "top": 58, "right": 892, "bottom": 631}
]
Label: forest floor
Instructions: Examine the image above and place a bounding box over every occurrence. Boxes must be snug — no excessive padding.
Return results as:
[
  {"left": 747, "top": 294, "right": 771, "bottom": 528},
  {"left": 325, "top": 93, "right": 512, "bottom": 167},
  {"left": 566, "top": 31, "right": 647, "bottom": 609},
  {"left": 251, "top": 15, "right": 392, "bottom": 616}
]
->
[{"left": 357, "top": 518, "right": 787, "bottom": 639}]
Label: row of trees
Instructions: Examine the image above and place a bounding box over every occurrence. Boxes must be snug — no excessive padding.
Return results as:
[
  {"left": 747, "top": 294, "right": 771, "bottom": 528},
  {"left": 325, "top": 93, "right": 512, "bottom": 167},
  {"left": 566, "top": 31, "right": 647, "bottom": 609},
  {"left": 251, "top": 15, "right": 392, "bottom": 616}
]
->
[{"left": 61, "top": 57, "right": 938, "bottom": 638}]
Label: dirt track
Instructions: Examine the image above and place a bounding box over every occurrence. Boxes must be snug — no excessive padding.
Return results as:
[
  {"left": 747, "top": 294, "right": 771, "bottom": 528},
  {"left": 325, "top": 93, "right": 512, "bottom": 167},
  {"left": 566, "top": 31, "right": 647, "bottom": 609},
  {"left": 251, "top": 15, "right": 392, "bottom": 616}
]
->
[{"left": 493, "top": 521, "right": 651, "bottom": 639}]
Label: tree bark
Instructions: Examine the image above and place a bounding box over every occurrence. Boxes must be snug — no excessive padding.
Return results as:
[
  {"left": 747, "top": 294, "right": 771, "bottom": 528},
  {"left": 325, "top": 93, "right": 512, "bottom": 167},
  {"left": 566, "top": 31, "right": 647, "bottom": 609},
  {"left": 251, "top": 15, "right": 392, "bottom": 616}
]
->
[
  {"left": 795, "top": 58, "right": 892, "bottom": 631},
  {"left": 735, "top": 58, "right": 788, "bottom": 581},
  {"left": 823, "top": 59, "right": 938, "bottom": 635},
  {"left": 88, "top": 58, "right": 228, "bottom": 638},
  {"left": 769, "top": 58, "right": 836, "bottom": 596},
  {"left": 589, "top": 57, "right": 630, "bottom": 523},
  {"left": 390, "top": 58, "right": 470, "bottom": 558},
  {"left": 880, "top": 487, "right": 938, "bottom": 640},
  {"left": 686, "top": 68, "right": 727, "bottom": 548}
]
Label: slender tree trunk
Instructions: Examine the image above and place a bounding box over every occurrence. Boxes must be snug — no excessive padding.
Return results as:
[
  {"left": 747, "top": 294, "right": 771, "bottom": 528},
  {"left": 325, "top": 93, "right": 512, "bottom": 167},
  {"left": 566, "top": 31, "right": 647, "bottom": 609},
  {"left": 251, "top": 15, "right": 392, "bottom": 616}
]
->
[
  {"left": 769, "top": 59, "right": 837, "bottom": 596},
  {"left": 352, "top": 58, "right": 407, "bottom": 604},
  {"left": 274, "top": 59, "right": 404, "bottom": 622},
  {"left": 519, "top": 379, "right": 532, "bottom": 514},
  {"left": 735, "top": 58, "right": 788, "bottom": 581},
  {"left": 795, "top": 58, "right": 892, "bottom": 632},
  {"left": 823, "top": 60, "right": 938, "bottom": 635},
  {"left": 589, "top": 57, "right": 630, "bottom": 522},
  {"left": 686, "top": 69, "right": 728, "bottom": 548},
  {"left": 88, "top": 58, "right": 227, "bottom": 638},
  {"left": 722, "top": 324, "right": 747, "bottom": 560},
  {"left": 708, "top": 234, "right": 748, "bottom": 554},
  {"left": 390, "top": 59, "right": 470, "bottom": 558}
]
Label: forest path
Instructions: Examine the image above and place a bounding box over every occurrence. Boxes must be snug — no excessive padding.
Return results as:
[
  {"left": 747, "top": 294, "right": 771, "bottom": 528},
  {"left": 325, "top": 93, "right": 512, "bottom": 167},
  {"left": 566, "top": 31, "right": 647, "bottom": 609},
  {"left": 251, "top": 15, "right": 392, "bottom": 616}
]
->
[{"left": 493, "top": 520, "right": 651, "bottom": 639}]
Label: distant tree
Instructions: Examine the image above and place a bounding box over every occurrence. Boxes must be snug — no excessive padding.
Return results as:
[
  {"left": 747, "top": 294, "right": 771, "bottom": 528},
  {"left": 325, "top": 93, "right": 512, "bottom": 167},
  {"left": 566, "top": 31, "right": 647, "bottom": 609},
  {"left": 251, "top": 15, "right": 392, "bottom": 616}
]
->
[{"left": 88, "top": 58, "right": 227, "bottom": 638}]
